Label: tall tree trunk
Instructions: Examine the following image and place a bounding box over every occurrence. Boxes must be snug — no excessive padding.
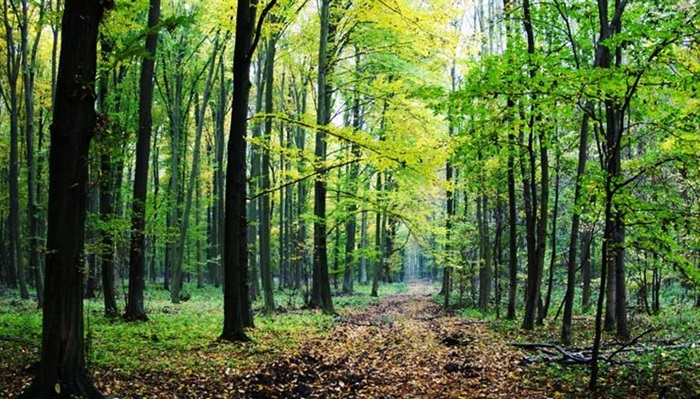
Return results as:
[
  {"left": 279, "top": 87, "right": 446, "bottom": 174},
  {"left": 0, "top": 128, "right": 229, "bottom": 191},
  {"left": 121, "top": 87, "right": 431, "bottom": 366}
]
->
[
  {"left": 260, "top": 38, "right": 277, "bottom": 314},
  {"left": 22, "top": 0, "right": 47, "bottom": 307},
  {"left": 590, "top": 0, "right": 629, "bottom": 387},
  {"left": 248, "top": 50, "right": 264, "bottom": 301},
  {"left": 97, "top": 51, "right": 122, "bottom": 316},
  {"left": 18, "top": 0, "right": 105, "bottom": 395},
  {"left": 562, "top": 111, "right": 590, "bottom": 343},
  {"left": 291, "top": 74, "right": 308, "bottom": 291},
  {"left": 343, "top": 68, "right": 362, "bottom": 293},
  {"left": 125, "top": 0, "right": 160, "bottom": 321},
  {"left": 171, "top": 43, "right": 219, "bottom": 303},
  {"left": 220, "top": 0, "right": 266, "bottom": 342},
  {"left": 520, "top": 0, "right": 548, "bottom": 329},
  {"left": 3, "top": 0, "right": 29, "bottom": 300},
  {"left": 478, "top": 192, "right": 491, "bottom": 312},
  {"left": 443, "top": 61, "right": 457, "bottom": 308},
  {"left": 540, "top": 148, "right": 559, "bottom": 322},
  {"left": 309, "top": 0, "right": 335, "bottom": 314}
]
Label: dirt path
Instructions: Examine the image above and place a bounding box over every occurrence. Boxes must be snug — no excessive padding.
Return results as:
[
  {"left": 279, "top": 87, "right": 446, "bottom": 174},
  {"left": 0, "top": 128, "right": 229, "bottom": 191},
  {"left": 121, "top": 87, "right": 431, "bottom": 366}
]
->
[{"left": 237, "top": 281, "right": 535, "bottom": 398}]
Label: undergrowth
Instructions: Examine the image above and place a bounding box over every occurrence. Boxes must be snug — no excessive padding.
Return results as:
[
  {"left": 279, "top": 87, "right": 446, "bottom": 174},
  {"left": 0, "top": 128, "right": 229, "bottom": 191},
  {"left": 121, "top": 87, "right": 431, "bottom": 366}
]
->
[
  {"left": 0, "top": 281, "right": 407, "bottom": 395},
  {"left": 448, "top": 292, "right": 700, "bottom": 399}
]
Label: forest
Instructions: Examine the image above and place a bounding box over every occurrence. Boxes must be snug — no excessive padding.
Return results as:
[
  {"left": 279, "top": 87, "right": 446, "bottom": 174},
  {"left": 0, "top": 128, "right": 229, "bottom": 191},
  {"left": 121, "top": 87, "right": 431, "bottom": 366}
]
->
[{"left": 0, "top": 0, "right": 699, "bottom": 397}]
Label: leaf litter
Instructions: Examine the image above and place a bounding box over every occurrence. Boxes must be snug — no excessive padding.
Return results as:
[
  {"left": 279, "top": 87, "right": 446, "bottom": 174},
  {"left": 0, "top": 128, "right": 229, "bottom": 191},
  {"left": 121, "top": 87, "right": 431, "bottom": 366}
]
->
[{"left": 2, "top": 282, "right": 539, "bottom": 398}]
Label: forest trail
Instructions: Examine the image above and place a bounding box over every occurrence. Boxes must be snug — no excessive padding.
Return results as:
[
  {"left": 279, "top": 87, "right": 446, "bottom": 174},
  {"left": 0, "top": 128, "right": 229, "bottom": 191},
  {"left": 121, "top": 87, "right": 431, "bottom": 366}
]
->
[{"left": 233, "top": 281, "right": 535, "bottom": 399}]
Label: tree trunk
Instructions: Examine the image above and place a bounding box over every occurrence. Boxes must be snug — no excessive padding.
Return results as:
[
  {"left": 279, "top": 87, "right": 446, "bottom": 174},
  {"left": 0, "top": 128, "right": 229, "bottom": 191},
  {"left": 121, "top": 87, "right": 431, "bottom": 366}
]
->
[
  {"left": 541, "top": 149, "right": 560, "bottom": 322},
  {"left": 581, "top": 229, "right": 593, "bottom": 310},
  {"left": 18, "top": 0, "right": 105, "bottom": 396},
  {"left": 260, "top": 38, "right": 277, "bottom": 314},
  {"left": 22, "top": 0, "right": 47, "bottom": 307},
  {"left": 520, "top": 0, "right": 546, "bottom": 330},
  {"left": 220, "top": 0, "right": 263, "bottom": 342},
  {"left": 478, "top": 190, "right": 491, "bottom": 312},
  {"left": 562, "top": 111, "right": 590, "bottom": 343},
  {"left": 171, "top": 42, "right": 219, "bottom": 303},
  {"left": 3, "top": 0, "right": 29, "bottom": 300},
  {"left": 125, "top": 0, "right": 160, "bottom": 321},
  {"left": 506, "top": 101, "right": 518, "bottom": 320},
  {"left": 309, "top": 0, "right": 335, "bottom": 314},
  {"left": 359, "top": 209, "right": 368, "bottom": 284},
  {"left": 371, "top": 173, "right": 383, "bottom": 297}
]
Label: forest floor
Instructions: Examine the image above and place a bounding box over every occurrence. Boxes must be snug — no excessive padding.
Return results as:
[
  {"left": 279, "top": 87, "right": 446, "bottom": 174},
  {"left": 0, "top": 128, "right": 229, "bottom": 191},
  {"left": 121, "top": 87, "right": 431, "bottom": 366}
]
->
[
  {"left": 1, "top": 281, "right": 541, "bottom": 399},
  {"left": 2, "top": 281, "right": 698, "bottom": 398}
]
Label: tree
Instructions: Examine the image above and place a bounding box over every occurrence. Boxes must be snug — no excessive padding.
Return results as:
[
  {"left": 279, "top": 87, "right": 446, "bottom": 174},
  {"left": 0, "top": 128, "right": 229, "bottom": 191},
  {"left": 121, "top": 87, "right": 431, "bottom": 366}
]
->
[
  {"left": 125, "top": 0, "right": 161, "bottom": 321},
  {"left": 22, "top": 0, "right": 48, "bottom": 308},
  {"left": 17, "top": 0, "right": 106, "bottom": 396},
  {"left": 220, "top": 0, "right": 276, "bottom": 342},
  {"left": 2, "top": 0, "right": 30, "bottom": 300},
  {"left": 309, "top": 0, "right": 335, "bottom": 314}
]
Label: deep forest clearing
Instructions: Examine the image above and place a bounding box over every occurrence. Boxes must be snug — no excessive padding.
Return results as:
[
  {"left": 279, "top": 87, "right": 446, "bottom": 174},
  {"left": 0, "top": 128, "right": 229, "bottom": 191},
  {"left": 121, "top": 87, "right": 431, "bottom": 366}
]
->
[{"left": 1, "top": 0, "right": 700, "bottom": 396}]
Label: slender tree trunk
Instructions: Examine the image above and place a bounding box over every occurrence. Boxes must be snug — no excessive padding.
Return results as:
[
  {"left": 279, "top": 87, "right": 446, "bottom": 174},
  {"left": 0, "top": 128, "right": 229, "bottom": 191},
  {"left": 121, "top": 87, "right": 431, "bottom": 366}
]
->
[
  {"left": 309, "top": 0, "right": 335, "bottom": 314},
  {"left": 540, "top": 149, "right": 559, "bottom": 322},
  {"left": 359, "top": 209, "right": 368, "bottom": 284},
  {"left": 260, "top": 38, "right": 277, "bottom": 314},
  {"left": 171, "top": 43, "right": 219, "bottom": 303},
  {"left": 125, "top": 0, "right": 160, "bottom": 321},
  {"left": 520, "top": 0, "right": 544, "bottom": 330},
  {"left": 581, "top": 229, "right": 593, "bottom": 310},
  {"left": 371, "top": 173, "right": 383, "bottom": 297},
  {"left": 562, "top": 111, "right": 590, "bottom": 343},
  {"left": 3, "top": 0, "right": 29, "bottom": 300},
  {"left": 220, "top": 0, "right": 265, "bottom": 342},
  {"left": 248, "top": 48, "right": 265, "bottom": 301},
  {"left": 22, "top": 0, "right": 46, "bottom": 307},
  {"left": 478, "top": 186, "right": 491, "bottom": 312},
  {"left": 18, "top": 0, "right": 105, "bottom": 395}
]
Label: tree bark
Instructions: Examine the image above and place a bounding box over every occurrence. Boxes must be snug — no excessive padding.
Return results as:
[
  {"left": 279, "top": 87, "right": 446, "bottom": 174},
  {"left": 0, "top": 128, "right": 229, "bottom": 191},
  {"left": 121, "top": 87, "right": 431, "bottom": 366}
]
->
[
  {"left": 125, "top": 0, "right": 160, "bottom": 321},
  {"left": 22, "top": 0, "right": 47, "bottom": 307},
  {"left": 561, "top": 111, "right": 590, "bottom": 343},
  {"left": 260, "top": 38, "right": 277, "bottom": 314},
  {"left": 3, "top": 0, "right": 29, "bottom": 300},
  {"left": 309, "top": 0, "right": 335, "bottom": 314},
  {"left": 18, "top": 0, "right": 105, "bottom": 396},
  {"left": 221, "top": 0, "right": 266, "bottom": 342}
]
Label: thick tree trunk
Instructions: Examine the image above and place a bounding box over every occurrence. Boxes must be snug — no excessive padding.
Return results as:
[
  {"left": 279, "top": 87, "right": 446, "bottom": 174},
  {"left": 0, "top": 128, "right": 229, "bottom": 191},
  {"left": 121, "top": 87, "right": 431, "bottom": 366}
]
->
[
  {"left": 125, "top": 0, "right": 160, "bottom": 321},
  {"left": 18, "top": 0, "right": 105, "bottom": 396}
]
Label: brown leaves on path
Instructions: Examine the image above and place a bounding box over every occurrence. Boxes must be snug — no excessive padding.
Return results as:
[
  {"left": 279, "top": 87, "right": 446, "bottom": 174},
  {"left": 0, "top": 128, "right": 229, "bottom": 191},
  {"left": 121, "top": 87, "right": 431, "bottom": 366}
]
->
[{"left": 236, "top": 281, "right": 535, "bottom": 398}]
